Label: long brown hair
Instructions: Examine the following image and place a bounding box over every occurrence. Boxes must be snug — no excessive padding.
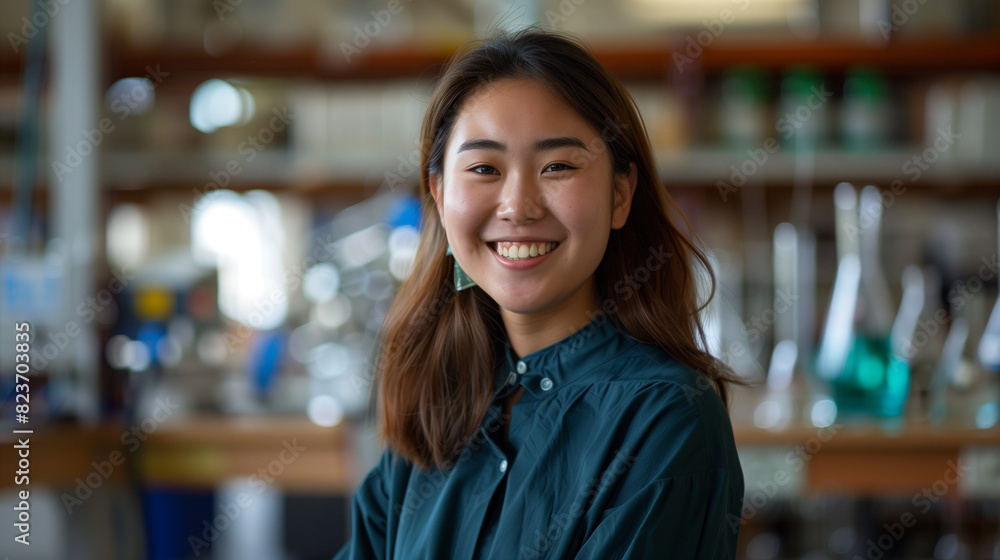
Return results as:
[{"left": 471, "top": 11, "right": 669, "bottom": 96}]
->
[{"left": 372, "top": 26, "right": 743, "bottom": 471}]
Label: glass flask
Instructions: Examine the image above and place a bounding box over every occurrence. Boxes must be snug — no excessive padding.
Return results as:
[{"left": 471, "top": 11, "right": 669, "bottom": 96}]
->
[{"left": 816, "top": 184, "right": 919, "bottom": 420}]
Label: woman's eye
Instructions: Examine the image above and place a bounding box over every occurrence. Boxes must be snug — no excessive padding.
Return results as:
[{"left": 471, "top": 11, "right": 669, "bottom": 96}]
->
[
  {"left": 470, "top": 164, "right": 499, "bottom": 175},
  {"left": 544, "top": 163, "right": 575, "bottom": 173}
]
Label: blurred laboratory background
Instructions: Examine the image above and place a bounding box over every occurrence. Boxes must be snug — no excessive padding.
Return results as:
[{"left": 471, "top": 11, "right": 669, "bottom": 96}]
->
[{"left": 1, "top": 0, "right": 999, "bottom": 558}]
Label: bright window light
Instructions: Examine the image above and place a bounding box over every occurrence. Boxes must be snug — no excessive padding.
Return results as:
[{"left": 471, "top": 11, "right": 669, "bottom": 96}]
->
[
  {"left": 105, "top": 77, "right": 156, "bottom": 116},
  {"left": 106, "top": 203, "right": 149, "bottom": 270},
  {"left": 189, "top": 79, "right": 255, "bottom": 133},
  {"left": 191, "top": 190, "right": 288, "bottom": 330},
  {"left": 626, "top": 0, "right": 808, "bottom": 26}
]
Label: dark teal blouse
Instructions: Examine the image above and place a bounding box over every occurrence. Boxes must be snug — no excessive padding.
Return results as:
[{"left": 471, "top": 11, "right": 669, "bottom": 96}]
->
[{"left": 333, "top": 312, "right": 744, "bottom": 559}]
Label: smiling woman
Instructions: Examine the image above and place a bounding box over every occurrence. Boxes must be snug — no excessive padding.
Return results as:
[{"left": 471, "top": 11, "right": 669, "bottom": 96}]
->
[
  {"left": 333, "top": 25, "right": 745, "bottom": 560},
  {"left": 431, "top": 77, "right": 635, "bottom": 326}
]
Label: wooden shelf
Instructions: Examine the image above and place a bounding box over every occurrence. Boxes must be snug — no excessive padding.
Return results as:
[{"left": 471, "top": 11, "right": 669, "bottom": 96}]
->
[
  {"left": 656, "top": 148, "right": 1000, "bottom": 187},
  {"left": 105, "top": 44, "right": 456, "bottom": 83},
  {"left": 0, "top": 416, "right": 357, "bottom": 493},
  {"left": 734, "top": 423, "right": 1000, "bottom": 450},
  {"left": 0, "top": 423, "right": 124, "bottom": 490},
  {"left": 92, "top": 36, "right": 1000, "bottom": 83},
  {"left": 136, "top": 416, "right": 356, "bottom": 492},
  {"left": 2, "top": 148, "right": 998, "bottom": 192},
  {"left": 4, "top": 415, "right": 998, "bottom": 498},
  {"left": 5, "top": 31, "right": 1000, "bottom": 81},
  {"left": 735, "top": 421, "right": 1000, "bottom": 496},
  {"left": 690, "top": 36, "right": 1000, "bottom": 74}
]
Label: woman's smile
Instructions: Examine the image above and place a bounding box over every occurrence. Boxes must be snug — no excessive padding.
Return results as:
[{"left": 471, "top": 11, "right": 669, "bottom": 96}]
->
[
  {"left": 489, "top": 240, "right": 561, "bottom": 260},
  {"left": 488, "top": 240, "right": 562, "bottom": 271}
]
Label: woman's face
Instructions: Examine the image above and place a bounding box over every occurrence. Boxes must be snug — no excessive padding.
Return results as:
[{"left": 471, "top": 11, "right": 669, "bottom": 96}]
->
[{"left": 430, "top": 78, "right": 636, "bottom": 319}]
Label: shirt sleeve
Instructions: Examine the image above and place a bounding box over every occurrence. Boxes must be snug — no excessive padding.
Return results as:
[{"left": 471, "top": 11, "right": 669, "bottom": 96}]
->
[
  {"left": 332, "top": 450, "right": 394, "bottom": 560},
  {"left": 573, "top": 374, "right": 744, "bottom": 560},
  {"left": 573, "top": 468, "right": 741, "bottom": 560}
]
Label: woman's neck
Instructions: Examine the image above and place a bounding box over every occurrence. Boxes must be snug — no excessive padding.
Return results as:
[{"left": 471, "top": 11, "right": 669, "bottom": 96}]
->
[{"left": 499, "top": 279, "right": 603, "bottom": 359}]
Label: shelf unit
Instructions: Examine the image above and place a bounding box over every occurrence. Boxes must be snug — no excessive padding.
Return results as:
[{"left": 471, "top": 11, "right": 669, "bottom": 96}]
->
[
  {"left": 97, "top": 37, "right": 1000, "bottom": 82},
  {"left": 3, "top": 416, "right": 997, "bottom": 497},
  {"left": 4, "top": 147, "right": 999, "bottom": 194},
  {"left": 735, "top": 423, "right": 1000, "bottom": 496},
  {"left": 2, "top": 36, "right": 999, "bottom": 195}
]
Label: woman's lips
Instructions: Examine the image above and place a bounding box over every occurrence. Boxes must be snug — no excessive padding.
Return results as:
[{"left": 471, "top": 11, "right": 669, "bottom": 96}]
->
[
  {"left": 490, "top": 241, "right": 560, "bottom": 260},
  {"left": 488, "top": 241, "right": 560, "bottom": 270}
]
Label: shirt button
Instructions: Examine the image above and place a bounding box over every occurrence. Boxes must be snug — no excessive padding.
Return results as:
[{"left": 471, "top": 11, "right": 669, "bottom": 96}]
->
[
  {"left": 540, "top": 377, "right": 553, "bottom": 391},
  {"left": 508, "top": 372, "right": 518, "bottom": 386},
  {"left": 516, "top": 360, "right": 527, "bottom": 374},
  {"left": 499, "top": 459, "right": 508, "bottom": 473}
]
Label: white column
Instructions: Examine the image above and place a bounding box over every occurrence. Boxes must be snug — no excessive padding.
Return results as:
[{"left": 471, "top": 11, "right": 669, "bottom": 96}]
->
[{"left": 48, "top": 0, "right": 101, "bottom": 423}]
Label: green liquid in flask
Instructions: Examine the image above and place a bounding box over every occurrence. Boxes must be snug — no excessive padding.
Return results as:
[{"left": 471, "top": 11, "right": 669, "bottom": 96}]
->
[{"left": 829, "top": 335, "right": 910, "bottom": 418}]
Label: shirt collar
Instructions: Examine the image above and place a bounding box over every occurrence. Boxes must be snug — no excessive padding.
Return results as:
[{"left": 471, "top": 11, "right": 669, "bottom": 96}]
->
[{"left": 492, "top": 311, "right": 634, "bottom": 399}]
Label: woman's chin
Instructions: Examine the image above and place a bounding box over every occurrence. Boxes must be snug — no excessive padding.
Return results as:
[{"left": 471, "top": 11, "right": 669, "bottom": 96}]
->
[{"left": 489, "top": 292, "right": 550, "bottom": 316}]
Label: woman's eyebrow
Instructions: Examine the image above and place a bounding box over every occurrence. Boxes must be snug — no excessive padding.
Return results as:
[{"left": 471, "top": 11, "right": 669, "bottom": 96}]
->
[
  {"left": 456, "top": 136, "right": 590, "bottom": 153},
  {"left": 534, "top": 136, "right": 589, "bottom": 152}
]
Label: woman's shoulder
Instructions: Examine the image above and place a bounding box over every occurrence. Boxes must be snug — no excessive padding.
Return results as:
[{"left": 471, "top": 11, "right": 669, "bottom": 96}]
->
[
  {"left": 585, "top": 337, "right": 727, "bottom": 411},
  {"left": 571, "top": 338, "right": 739, "bottom": 473}
]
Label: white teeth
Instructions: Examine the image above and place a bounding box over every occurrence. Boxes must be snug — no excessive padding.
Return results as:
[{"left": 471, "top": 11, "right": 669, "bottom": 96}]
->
[{"left": 494, "top": 241, "right": 558, "bottom": 260}]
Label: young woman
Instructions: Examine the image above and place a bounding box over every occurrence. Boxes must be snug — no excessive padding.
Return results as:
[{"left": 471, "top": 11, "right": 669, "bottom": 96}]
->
[{"left": 334, "top": 26, "right": 745, "bottom": 560}]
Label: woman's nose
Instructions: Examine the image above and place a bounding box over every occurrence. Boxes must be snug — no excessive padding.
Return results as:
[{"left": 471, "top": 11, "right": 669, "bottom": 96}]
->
[{"left": 496, "top": 174, "right": 544, "bottom": 223}]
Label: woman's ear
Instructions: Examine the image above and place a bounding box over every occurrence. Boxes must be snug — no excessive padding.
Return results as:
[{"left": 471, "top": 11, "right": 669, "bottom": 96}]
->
[{"left": 611, "top": 162, "right": 637, "bottom": 230}]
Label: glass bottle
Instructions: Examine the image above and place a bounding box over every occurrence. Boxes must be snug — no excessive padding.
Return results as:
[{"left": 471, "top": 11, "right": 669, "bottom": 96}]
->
[{"left": 816, "top": 184, "right": 915, "bottom": 421}]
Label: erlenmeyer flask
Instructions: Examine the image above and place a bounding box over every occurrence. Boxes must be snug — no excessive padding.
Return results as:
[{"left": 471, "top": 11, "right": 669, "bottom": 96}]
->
[
  {"left": 929, "top": 302, "right": 999, "bottom": 429},
  {"left": 756, "top": 222, "right": 816, "bottom": 430},
  {"left": 816, "top": 184, "right": 912, "bottom": 420},
  {"left": 979, "top": 200, "right": 1000, "bottom": 372}
]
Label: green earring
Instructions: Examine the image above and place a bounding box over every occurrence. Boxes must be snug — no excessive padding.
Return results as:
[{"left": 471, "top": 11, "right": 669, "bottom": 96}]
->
[{"left": 445, "top": 243, "right": 477, "bottom": 291}]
